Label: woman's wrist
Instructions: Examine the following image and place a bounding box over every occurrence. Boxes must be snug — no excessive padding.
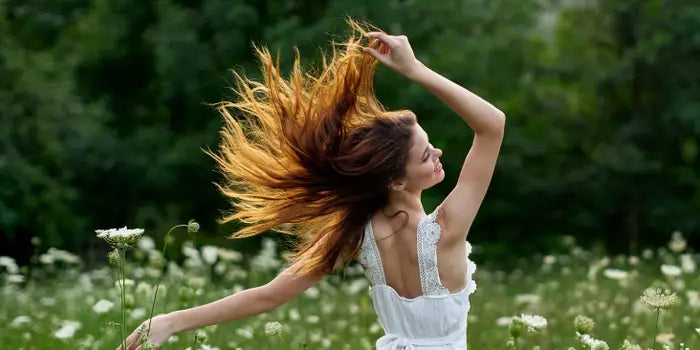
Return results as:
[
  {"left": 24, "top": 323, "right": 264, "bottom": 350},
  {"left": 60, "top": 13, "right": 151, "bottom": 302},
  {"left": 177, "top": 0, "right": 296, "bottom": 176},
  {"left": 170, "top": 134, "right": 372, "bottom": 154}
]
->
[
  {"left": 405, "top": 60, "right": 430, "bottom": 82},
  {"left": 164, "top": 311, "right": 183, "bottom": 334}
]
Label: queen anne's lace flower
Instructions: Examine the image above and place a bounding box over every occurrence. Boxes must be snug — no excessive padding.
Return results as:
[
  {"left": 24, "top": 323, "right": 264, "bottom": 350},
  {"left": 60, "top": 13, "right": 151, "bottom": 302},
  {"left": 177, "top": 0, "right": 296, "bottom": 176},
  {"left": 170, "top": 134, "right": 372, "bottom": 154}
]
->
[
  {"left": 620, "top": 339, "right": 643, "bottom": 350},
  {"left": 668, "top": 231, "right": 686, "bottom": 253},
  {"left": 602, "top": 268, "right": 628, "bottom": 280},
  {"left": 95, "top": 226, "right": 144, "bottom": 249},
  {"left": 92, "top": 299, "right": 114, "bottom": 314},
  {"left": 574, "top": 315, "right": 595, "bottom": 334},
  {"left": 264, "top": 321, "right": 285, "bottom": 336},
  {"left": 640, "top": 287, "right": 679, "bottom": 309},
  {"left": 660, "top": 264, "right": 682, "bottom": 277},
  {"left": 578, "top": 333, "right": 609, "bottom": 350},
  {"left": 0, "top": 256, "right": 19, "bottom": 274},
  {"left": 520, "top": 313, "right": 547, "bottom": 333},
  {"left": 54, "top": 320, "right": 81, "bottom": 339}
]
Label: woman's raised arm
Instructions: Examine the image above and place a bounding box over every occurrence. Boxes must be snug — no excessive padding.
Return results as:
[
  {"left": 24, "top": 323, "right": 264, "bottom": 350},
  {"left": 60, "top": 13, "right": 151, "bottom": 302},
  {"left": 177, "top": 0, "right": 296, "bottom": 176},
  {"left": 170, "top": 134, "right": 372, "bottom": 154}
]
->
[{"left": 363, "top": 31, "right": 505, "bottom": 244}]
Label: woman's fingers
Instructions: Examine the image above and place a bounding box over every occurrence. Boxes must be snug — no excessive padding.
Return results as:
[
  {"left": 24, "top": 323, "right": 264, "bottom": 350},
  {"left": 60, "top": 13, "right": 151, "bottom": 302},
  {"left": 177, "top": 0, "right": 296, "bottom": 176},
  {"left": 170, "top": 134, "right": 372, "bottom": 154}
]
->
[
  {"left": 364, "top": 31, "right": 397, "bottom": 48},
  {"left": 368, "top": 39, "right": 389, "bottom": 55}
]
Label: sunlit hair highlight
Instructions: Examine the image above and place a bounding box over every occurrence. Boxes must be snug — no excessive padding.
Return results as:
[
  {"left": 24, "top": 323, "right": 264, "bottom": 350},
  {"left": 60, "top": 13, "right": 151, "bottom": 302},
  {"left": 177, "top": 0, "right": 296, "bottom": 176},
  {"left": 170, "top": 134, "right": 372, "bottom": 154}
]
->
[{"left": 204, "top": 16, "right": 418, "bottom": 278}]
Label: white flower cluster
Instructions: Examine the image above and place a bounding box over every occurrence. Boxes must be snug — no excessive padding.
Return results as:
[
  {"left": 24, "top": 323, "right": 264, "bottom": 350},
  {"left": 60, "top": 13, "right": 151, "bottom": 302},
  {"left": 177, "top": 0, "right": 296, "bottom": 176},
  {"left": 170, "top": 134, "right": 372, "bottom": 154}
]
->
[
  {"left": 520, "top": 313, "right": 547, "bottom": 333},
  {"left": 668, "top": 231, "right": 686, "bottom": 253},
  {"left": 92, "top": 299, "right": 114, "bottom": 314},
  {"left": 39, "top": 247, "right": 81, "bottom": 265},
  {"left": 602, "top": 268, "right": 629, "bottom": 280},
  {"left": 578, "top": 333, "right": 609, "bottom": 350},
  {"left": 264, "top": 321, "right": 286, "bottom": 336},
  {"left": 0, "top": 256, "right": 19, "bottom": 274},
  {"left": 640, "top": 287, "right": 679, "bottom": 310},
  {"left": 660, "top": 264, "right": 682, "bottom": 277},
  {"left": 95, "top": 226, "right": 144, "bottom": 249},
  {"left": 250, "top": 238, "right": 281, "bottom": 271},
  {"left": 54, "top": 320, "right": 81, "bottom": 340}
]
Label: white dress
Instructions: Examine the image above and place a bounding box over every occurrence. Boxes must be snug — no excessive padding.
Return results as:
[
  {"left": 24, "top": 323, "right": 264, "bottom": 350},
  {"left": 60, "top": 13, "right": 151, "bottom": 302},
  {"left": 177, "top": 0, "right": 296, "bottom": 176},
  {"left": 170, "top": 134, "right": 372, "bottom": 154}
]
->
[{"left": 357, "top": 206, "right": 477, "bottom": 350}]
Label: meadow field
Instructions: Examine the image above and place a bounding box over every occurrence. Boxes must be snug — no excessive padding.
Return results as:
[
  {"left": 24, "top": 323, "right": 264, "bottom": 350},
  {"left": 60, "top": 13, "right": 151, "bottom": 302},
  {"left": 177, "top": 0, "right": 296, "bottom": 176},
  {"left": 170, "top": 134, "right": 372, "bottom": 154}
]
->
[{"left": 1, "top": 231, "right": 698, "bottom": 350}]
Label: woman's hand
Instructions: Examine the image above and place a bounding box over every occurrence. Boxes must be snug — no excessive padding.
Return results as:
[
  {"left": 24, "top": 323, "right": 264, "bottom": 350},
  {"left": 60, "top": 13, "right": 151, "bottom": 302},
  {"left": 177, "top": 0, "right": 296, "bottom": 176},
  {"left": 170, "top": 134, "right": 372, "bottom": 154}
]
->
[
  {"left": 362, "top": 31, "right": 423, "bottom": 79},
  {"left": 117, "top": 314, "right": 175, "bottom": 350}
]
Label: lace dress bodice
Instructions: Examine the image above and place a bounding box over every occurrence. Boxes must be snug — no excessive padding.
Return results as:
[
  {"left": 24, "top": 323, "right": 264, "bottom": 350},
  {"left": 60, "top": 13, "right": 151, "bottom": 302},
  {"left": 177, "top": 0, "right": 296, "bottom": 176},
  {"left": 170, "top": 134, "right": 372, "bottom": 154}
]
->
[{"left": 357, "top": 206, "right": 477, "bottom": 350}]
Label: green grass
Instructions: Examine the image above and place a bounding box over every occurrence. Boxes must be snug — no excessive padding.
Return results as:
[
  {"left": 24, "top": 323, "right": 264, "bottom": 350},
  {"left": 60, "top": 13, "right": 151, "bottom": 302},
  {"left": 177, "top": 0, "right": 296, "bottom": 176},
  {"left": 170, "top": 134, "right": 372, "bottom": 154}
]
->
[{"left": 0, "top": 235, "right": 698, "bottom": 349}]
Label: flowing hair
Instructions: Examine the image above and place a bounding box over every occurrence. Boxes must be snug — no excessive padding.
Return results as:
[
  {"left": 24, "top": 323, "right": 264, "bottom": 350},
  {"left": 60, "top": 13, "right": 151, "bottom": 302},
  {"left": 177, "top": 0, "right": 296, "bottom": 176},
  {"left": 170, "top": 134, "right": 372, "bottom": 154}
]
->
[{"left": 204, "top": 16, "right": 418, "bottom": 278}]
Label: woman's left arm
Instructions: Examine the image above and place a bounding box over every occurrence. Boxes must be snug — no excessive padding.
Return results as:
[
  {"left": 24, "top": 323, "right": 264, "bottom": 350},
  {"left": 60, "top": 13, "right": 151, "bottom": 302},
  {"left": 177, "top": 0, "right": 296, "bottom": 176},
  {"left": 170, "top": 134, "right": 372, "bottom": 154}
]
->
[
  {"left": 120, "top": 259, "right": 325, "bottom": 349},
  {"left": 170, "top": 259, "right": 325, "bottom": 332}
]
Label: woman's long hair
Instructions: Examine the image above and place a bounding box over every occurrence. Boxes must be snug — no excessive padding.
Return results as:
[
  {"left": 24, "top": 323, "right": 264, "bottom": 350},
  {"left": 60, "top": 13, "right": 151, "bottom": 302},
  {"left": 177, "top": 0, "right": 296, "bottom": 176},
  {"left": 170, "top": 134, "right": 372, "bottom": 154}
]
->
[{"left": 204, "top": 16, "right": 418, "bottom": 278}]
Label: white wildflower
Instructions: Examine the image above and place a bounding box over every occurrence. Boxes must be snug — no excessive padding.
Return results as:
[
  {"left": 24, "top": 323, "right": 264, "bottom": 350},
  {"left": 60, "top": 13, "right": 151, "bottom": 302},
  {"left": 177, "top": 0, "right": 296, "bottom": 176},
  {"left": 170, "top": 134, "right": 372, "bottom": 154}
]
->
[
  {"left": 686, "top": 290, "right": 700, "bottom": 309},
  {"left": 640, "top": 287, "right": 679, "bottom": 310},
  {"left": 201, "top": 245, "right": 218, "bottom": 265},
  {"left": 579, "top": 333, "right": 609, "bottom": 350},
  {"left": 11, "top": 315, "right": 31, "bottom": 328},
  {"left": 520, "top": 314, "right": 547, "bottom": 333},
  {"left": 199, "top": 345, "right": 220, "bottom": 350},
  {"left": 95, "top": 226, "right": 144, "bottom": 249},
  {"left": 344, "top": 278, "right": 368, "bottom": 294},
  {"left": 250, "top": 238, "right": 281, "bottom": 271},
  {"left": 235, "top": 327, "right": 254, "bottom": 339},
  {"left": 137, "top": 236, "right": 156, "bottom": 251},
  {"left": 602, "top": 268, "right": 629, "bottom": 280},
  {"left": 680, "top": 254, "right": 696, "bottom": 273},
  {"left": 304, "top": 286, "right": 320, "bottom": 299},
  {"left": 543, "top": 255, "right": 556, "bottom": 265},
  {"left": 0, "top": 256, "right": 19, "bottom": 274},
  {"left": 661, "top": 264, "right": 682, "bottom": 277},
  {"left": 574, "top": 315, "right": 595, "bottom": 334},
  {"left": 131, "top": 307, "right": 146, "bottom": 320},
  {"left": 92, "top": 299, "right": 114, "bottom": 314},
  {"left": 668, "top": 231, "right": 686, "bottom": 253},
  {"left": 289, "top": 308, "right": 301, "bottom": 321},
  {"left": 264, "top": 321, "right": 285, "bottom": 336},
  {"left": 39, "top": 253, "right": 56, "bottom": 264},
  {"left": 44, "top": 248, "right": 81, "bottom": 264},
  {"left": 620, "top": 339, "right": 643, "bottom": 350},
  {"left": 54, "top": 320, "right": 81, "bottom": 339},
  {"left": 6, "top": 274, "right": 25, "bottom": 283},
  {"left": 515, "top": 293, "right": 541, "bottom": 305},
  {"left": 115, "top": 279, "right": 135, "bottom": 290},
  {"left": 217, "top": 248, "right": 243, "bottom": 262},
  {"left": 496, "top": 316, "right": 513, "bottom": 327}
]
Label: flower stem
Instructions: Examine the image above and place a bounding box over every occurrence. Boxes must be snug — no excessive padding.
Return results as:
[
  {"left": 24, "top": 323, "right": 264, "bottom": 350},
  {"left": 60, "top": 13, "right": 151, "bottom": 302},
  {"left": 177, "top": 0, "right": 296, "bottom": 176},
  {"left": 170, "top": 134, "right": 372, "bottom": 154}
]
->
[
  {"left": 120, "top": 248, "right": 127, "bottom": 350},
  {"left": 652, "top": 308, "right": 660, "bottom": 349},
  {"left": 147, "top": 224, "right": 187, "bottom": 339}
]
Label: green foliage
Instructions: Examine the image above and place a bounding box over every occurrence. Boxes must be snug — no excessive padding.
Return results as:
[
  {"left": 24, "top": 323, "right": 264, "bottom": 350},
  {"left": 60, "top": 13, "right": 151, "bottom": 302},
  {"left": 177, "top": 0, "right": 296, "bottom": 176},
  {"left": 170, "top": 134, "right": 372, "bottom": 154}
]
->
[{"left": 1, "top": 0, "right": 698, "bottom": 264}]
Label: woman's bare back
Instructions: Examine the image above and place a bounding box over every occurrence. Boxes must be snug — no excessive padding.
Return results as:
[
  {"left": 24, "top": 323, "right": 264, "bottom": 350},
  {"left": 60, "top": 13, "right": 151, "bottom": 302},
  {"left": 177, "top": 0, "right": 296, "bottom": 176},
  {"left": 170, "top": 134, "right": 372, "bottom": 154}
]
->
[{"left": 369, "top": 207, "right": 468, "bottom": 299}]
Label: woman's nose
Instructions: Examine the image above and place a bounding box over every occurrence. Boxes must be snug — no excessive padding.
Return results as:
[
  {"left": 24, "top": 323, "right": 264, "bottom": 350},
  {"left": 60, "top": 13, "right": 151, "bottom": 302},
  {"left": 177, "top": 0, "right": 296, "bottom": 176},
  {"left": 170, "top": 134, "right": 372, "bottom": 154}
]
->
[{"left": 434, "top": 148, "right": 442, "bottom": 157}]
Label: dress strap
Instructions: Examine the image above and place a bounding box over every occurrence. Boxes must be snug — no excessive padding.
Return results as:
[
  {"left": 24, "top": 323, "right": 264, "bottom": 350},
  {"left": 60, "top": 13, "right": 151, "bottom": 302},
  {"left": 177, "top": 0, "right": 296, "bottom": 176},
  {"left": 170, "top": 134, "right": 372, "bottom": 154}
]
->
[
  {"left": 417, "top": 206, "right": 450, "bottom": 296},
  {"left": 357, "top": 218, "right": 387, "bottom": 286}
]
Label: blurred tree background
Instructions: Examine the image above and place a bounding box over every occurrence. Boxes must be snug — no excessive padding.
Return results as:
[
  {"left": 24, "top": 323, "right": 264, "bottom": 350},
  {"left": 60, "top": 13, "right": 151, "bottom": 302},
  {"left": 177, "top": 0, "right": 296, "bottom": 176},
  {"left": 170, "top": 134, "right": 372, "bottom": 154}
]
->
[{"left": 1, "top": 0, "right": 698, "bottom": 268}]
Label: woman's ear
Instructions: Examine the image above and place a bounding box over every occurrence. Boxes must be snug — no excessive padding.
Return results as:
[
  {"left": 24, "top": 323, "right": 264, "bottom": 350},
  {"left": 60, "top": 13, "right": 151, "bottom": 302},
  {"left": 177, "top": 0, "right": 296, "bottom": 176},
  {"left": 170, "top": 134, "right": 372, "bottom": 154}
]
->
[{"left": 388, "top": 181, "right": 406, "bottom": 192}]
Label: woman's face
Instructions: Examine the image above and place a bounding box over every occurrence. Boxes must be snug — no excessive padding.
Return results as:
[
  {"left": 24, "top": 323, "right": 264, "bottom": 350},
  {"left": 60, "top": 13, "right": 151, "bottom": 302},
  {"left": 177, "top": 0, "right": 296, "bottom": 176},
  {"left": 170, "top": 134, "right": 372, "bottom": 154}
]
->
[{"left": 398, "top": 123, "right": 444, "bottom": 191}]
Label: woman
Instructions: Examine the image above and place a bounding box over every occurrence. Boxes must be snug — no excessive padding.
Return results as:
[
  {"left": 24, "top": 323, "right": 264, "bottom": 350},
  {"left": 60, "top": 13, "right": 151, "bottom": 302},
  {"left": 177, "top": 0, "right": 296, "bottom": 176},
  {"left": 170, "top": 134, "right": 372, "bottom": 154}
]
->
[{"left": 120, "top": 17, "right": 505, "bottom": 350}]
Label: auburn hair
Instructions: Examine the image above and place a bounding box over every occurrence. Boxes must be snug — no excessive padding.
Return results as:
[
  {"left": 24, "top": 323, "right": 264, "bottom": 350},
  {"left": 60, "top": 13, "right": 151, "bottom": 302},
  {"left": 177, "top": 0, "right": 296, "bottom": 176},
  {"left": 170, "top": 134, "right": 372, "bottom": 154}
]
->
[{"left": 204, "top": 16, "right": 418, "bottom": 278}]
